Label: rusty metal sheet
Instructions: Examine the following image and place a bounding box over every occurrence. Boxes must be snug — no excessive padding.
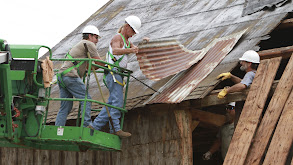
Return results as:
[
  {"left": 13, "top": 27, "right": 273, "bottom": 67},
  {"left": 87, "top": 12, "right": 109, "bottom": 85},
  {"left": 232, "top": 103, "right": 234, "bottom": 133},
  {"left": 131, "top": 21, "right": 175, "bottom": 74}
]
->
[
  {"left": 145, "top": 29, "right": 247, "bottom": 104},
  {"left": 136, "top": 39, "right": 205, "bottom": 81}
]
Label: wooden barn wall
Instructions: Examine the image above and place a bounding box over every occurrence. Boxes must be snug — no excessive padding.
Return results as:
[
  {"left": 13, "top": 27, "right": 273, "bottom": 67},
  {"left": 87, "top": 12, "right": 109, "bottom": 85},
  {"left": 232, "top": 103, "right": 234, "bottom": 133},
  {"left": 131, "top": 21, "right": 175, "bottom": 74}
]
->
[{"left": 0, "top": 107, "right": 193, "bottom": 165}]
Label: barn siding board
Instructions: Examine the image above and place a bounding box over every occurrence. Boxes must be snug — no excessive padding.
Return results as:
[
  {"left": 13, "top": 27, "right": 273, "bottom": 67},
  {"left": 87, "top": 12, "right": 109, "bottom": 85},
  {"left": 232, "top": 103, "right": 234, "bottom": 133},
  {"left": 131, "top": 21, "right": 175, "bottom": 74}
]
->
[
  {"left": 262, "top": 90, "right": 293, "bottom": 165},
  {"left": 223, "top": 57, "right": 282, "bottom": 165},
  {"left": 48, "top": 150, "right": 61, "bottom": 165},
  {"left": 34, "top": 149, "right": 49, "bottom": 165},
  {"left": 245, "top": 55, "right": 293, "bottom": 165},
  {"left": 1, "top": 147, "right": 18, "bottom": 165},
  {"left": 64, "top": 151, "right": 77, "bottom": 165},
  {"left": 78, "top": 151, "right": 93, "bottom": 165},
  {"left": 16, "top": 148, "right": 34, "bottom": 165}
]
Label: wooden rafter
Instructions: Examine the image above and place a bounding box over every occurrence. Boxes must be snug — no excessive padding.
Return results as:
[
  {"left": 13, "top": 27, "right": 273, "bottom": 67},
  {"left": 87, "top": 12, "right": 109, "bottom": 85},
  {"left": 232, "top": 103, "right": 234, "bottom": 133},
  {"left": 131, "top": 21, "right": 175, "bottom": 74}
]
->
[
  {"left": 259, "top": 45, "right": 293, "bottom": 60},
  {"left": 190, "top": 109, "right": 226, "bottom": 127}
]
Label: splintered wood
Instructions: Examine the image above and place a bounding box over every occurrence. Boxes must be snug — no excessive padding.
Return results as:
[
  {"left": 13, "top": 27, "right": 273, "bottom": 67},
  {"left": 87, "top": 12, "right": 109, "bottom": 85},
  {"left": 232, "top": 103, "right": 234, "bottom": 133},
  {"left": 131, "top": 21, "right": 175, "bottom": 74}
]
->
[
  {"left": 224, "top": 54, "right": 293, "bottom": 165},
  {"left": 245, "top": 55, "right": 293, "bottom": 165},
  {"left": 223, "top": 57, "right": 282, "bottom": 165}
]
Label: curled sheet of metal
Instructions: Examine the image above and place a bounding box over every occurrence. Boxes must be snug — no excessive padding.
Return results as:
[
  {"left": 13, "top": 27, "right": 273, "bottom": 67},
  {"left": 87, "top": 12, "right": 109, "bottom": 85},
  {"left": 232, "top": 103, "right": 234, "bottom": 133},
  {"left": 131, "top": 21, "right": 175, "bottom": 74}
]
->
[
  {"left": 145, "top": 29, "right": 248, "bottom": 104},
  {"left": 136, "top": 39, "right": 205, "bottom": 81}
]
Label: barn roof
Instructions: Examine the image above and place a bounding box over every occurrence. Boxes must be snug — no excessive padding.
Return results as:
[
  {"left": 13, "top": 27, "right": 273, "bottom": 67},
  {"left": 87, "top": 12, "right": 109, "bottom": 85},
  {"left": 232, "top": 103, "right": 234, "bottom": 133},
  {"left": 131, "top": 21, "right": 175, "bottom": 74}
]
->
[{"left": 47, "top": 0, "right": 293, "bottom": 122}]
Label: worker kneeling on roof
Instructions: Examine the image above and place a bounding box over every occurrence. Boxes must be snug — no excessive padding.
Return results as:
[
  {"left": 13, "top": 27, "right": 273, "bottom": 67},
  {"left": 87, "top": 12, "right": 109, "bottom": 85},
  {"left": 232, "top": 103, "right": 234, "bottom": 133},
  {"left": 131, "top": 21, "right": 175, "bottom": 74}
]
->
[
  {"left": 88, "top": 15, "right": 143, "bottom": 138},
  {"left": 55, "top": 25, "right": 103, "bottom": 127},
  {"left": 216, "top": 50, "right": 260, "bottom": 126}
]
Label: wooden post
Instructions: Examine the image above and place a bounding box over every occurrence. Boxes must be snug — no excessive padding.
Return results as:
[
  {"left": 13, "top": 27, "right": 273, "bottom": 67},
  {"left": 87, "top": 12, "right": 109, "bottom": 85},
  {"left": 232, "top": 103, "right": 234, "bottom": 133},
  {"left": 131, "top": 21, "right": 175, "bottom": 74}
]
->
[
  {"left": 245, "top": 55, "right": 293, "bottom": 165},
  {"left": 174, "top": 109, "right": 193, "bottom": 165},
  {"left": 262, "top": 90, "right": 293, "bottom": 165},
  {"left": 223, "top": 57, "right": 282, "bottom": 165}
]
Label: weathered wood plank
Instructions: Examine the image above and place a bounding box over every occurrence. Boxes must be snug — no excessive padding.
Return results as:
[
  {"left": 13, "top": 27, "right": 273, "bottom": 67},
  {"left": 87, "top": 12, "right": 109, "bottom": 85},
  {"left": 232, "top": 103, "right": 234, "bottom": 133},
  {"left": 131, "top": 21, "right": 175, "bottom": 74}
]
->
[
  {"left": 34, "top": 149, "right": 50, "bottom": 165},
  {"left": 259, "top": 45, "right": 293, "bottom": 60},
  {"left": 223, "top": 57, "right": 282, "bottom": 165},
  {"left": 1, "top": 147, "right": 18, "bottom": 165},
  {"left": 174, "top": 109, "right": 193, "bottom": 165},
  {"left": 245, "top": 55, "right": 293, "bottom": 165},
  {"left": 64, "top": 151, "right": 77, "bottom": 165},
  {"left": 15, "top": 148, "right": 34, "bottom": 165},
  {"left": 191, "top": 109, "right": 226, "bottom": 127},
  {"left": 50, "top": 150, "right": 62, "bottom": 165},
  {"left": 191, "top": 80, "right": 279, "bottom": 108},
  {"left": 262, "top": 90, "right": 293, "bottom": 165},
  {"left": 78, "top": 150, "right": 93, "bottom": 165}
]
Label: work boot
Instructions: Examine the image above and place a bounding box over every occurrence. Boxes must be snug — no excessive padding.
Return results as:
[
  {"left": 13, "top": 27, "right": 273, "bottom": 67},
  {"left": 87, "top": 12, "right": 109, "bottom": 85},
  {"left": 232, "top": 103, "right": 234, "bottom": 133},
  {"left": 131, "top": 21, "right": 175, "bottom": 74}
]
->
[{"left": 115, "top": 130, "right": 131, "bottom": 138}]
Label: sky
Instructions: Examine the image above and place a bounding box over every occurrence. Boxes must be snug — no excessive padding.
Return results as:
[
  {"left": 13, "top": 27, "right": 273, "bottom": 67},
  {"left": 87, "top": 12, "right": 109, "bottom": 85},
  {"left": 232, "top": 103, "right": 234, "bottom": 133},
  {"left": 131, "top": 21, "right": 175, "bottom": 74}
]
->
[{"left": 1, "top": 0, "right": 108, "bottom": 56}]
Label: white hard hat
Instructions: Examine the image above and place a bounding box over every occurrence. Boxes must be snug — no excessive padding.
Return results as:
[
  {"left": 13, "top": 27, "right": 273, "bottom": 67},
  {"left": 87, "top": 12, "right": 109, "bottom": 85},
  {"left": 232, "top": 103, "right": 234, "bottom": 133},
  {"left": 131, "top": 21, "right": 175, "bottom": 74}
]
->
[
  {"left": 239, "top": 50, "right": 260, "bottom": 63},
  {"left": 82, "top": 25, "right": 100, "bottom": 37},
  {"left": 228, "top": 102, "right": 236, "bottom": 107},
  {"left": 125, "top": 15, "right": 141, "bottom": 34}
]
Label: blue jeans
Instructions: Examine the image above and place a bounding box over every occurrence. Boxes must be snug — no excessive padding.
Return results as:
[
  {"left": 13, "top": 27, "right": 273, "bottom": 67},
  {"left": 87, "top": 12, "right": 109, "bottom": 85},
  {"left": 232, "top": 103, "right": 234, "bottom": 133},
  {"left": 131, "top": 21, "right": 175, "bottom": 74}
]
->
[
  {"left": 91, "top": 72, "right": 123, "bottom": 133},
  {"left": 55, "top": 76, "right": 92, "bottom": 127}
]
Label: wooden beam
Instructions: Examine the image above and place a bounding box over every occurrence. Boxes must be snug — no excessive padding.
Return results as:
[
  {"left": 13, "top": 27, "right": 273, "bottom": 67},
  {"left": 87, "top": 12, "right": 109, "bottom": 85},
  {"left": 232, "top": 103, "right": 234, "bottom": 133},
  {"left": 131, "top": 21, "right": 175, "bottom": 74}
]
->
[
  {"left": 245, "top": 55, "right": 293, "bottom": 165},
  {"left": 191, "top": 89, "right": 249, "bottom": 108},
  {"left": 223, "top": 57, "right": 282, "bottom": 165},
  {"left": 258, "top": 45, "right": 293, "bottom": 60},
  {"left": 262, "top": 90, "right": 293, "bottom": 165},
  {"left": 191, "top": 120, "right": 200, "bottom": 131},
  {"left": 190, "top": 80, "right": 278, "bottom": 108},
  {"left": 191, "top": 109, "right": 226, "bottom": 127}
]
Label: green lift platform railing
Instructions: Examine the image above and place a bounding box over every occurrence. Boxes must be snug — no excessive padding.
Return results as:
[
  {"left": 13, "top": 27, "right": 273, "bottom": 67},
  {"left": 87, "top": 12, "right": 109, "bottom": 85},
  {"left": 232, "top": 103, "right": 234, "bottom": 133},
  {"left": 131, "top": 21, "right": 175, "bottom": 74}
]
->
[{"left": 0, "top": 39, "right": 132, "bottom": 152}]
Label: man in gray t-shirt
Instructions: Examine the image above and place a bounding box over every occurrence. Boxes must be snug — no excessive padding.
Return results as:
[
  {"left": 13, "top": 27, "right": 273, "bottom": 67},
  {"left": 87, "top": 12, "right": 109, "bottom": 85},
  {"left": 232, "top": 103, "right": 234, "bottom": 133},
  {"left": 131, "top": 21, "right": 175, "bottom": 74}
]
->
[{"left": 217, "top": 50, "right": 260, "bottom": 126}]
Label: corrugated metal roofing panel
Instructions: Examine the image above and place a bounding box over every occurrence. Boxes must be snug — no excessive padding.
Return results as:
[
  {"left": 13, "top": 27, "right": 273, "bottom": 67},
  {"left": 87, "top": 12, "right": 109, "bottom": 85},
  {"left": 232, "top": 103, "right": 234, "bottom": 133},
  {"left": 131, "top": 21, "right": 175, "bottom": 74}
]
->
[
  {"left": 145, "top": 29, "right": 247, "bottom": 104},
  {"left": 136, "top": 39, "right": 205, "bottom": 81}
]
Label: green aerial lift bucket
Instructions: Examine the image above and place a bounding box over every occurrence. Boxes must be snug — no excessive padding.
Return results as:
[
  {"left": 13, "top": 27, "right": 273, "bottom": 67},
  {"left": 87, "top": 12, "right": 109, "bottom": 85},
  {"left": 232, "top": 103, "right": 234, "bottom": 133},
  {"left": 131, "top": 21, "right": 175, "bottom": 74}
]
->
[{"left": 0, "top": 39, "right": 132, "bottom": 151}]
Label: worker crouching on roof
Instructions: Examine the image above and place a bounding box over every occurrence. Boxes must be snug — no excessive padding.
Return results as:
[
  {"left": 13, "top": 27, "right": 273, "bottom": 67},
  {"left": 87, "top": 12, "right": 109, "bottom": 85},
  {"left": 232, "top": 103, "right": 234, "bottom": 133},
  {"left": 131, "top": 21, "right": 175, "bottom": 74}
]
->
[
  {"left": 55, "top": 25, "right": 104, "bottom": 127},
  {"left": 217, "top": 50, "right": 260, "bottom": 126},
  {"left": 88, "top": 15, "right": 142, "bottom": 138}
]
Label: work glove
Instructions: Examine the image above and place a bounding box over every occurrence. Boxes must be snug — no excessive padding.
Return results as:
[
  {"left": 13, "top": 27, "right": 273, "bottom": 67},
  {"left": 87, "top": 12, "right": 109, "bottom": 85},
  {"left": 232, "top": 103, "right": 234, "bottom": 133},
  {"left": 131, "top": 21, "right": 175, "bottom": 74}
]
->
[
  {"left": 217, "top": 72, "right": 232, "bottom": 81},
  {"left": 218, "top": 87, "right": 228, "bottom": 99},
  {"left": 202, "top": 151, "right": 212, "bottom": 160}
]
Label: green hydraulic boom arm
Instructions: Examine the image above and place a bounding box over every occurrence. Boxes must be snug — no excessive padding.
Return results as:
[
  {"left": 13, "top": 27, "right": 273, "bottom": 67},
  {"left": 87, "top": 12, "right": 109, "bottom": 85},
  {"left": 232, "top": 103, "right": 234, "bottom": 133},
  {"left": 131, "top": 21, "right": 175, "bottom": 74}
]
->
[{"left": 0, "top": 39, "right": 132, "bottom": 151}]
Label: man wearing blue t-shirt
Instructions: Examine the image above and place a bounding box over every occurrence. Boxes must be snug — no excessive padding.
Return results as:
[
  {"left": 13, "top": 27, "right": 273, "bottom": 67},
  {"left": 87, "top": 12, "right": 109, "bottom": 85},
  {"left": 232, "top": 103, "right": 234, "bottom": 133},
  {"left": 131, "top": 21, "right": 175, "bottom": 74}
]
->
[{"left": 217, "top": 50, "right": 260, "bottom": 126}]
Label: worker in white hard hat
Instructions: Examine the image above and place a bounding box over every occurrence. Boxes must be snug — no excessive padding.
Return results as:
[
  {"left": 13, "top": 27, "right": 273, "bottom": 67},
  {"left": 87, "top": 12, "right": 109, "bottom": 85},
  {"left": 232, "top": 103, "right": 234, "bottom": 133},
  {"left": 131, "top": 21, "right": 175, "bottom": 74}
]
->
[
  {"left": 216, "top": 50, "right": 260, "bottom": 126},
  {"left": 203, "top": 102, "right": 236, "bottom": 162},
  {"left": 89, "top": 15, "right": 146, "bottom": 138},
  {"left": 55, "top": 25, "right": 104, "bottom": 127}
]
